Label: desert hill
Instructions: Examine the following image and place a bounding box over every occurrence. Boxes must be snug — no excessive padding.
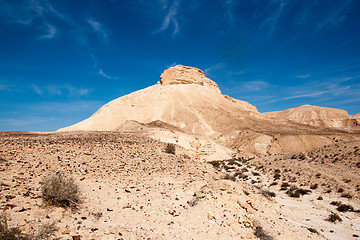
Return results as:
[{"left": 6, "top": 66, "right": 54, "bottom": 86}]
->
[
  {"left": 58, "top": 65, "right": 360, "bottom": 159},
  {"left": 263, "top": 105, "right": 360, "bottom": 130}
]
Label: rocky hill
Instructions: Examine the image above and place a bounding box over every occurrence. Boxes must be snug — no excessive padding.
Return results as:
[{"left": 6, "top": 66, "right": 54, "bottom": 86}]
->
[
  {"left": 263, "top": 105, "right": 360, "bottom": 130},
  {"left": 58, "top": 65, "right": 360, "bottom": 159}
]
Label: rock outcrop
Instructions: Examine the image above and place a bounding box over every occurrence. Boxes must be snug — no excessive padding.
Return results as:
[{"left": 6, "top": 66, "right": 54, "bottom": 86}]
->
[
  {"left": 263, "top": 105, "right": 359, "bottom": 130},
  {"left": 157, "top": 65, "right": 219, "bottom": 88},
  {"left": 58, "top": 65, "right": 360, "bottom": 158}
]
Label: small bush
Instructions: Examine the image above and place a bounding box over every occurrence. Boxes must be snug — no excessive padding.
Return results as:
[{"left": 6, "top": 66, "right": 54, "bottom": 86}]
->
[
  {"left": 325, "top": 213, "right": 342, "bottom": 223},
  {"left": 0, "top": 214, "right": 26, "bottom": 240},
  {"left": 254, "top": 226, "right": 273, "bottom": 240},
  {"left": 224, "top": 174, "right": 236, "bottom": 182},
  {"left": 307, "top": 227, "right": 320, "bottom": 235},
  {"left": 164, "top": 143, "right": 176, "bottom": 154},
  {"left": 337, "top": 204, "right": 354, "bottom": 212},
  {"left": 310, "top": 183, "right": 318, "bottom": 189},
  {"left": 41, "top": 172, "right": 80, "bottom": 208},
  {"left": 208, "top": 160, "right": 221, "bottom": 168},
  {"left": 35, "top": 222, "right": 57, "bottom": 239},
  {"left": 340, "top": 193, "right": 352, "bottom": 199},
  {"left": 260, "top": 189, "right": 276, "bottom": 199},
  {"left": 273, "top": 173, "right": 281, "bottom": 180}
]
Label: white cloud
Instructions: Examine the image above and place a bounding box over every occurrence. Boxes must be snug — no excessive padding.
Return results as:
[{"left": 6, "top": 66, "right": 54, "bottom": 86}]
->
[
  {"left": 296, "top": 74, "right": 310, "bottom": 79},
  {"left": 99, "top": 69, "right": 117, "bottom": 80},
  {"left": 241, "top": 81, "right": 269, "bottom": 91},
  {"left": 155, "top": 0, "right": 180, "bottom": 36},
  {"left": 39, "top": 23, "right": 56, "bottom": 39},
  {"left": 204, "top": 63, "right": 224, "bottom": 76},
  {"left": 259, "top": 0, "right": 286, "bottom": 37},
  {"left": 32, "top": 85, "right": 43, "bottom": 95},
  {"left": 88, "top": 18, "right": 108, "bottom": 40},
  {"left": 32, "top": 84, "right": 89, "bottom": 97}
]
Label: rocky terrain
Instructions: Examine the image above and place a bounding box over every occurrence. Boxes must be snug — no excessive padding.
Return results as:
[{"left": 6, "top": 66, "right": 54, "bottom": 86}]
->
[{"left": 0, "top": 131, "right": 330, "bottom": 240}]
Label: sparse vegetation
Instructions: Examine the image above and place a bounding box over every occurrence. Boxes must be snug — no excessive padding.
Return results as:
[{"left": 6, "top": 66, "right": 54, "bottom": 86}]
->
[
  {"left": 260, "top": 189, "right": 276, "bottom": 199},
  {"left": 336, "top": 203, "right": 354, "bottom": 212},
  {"left": 0, "top": 214, "right": 26, "bottom": 240},
  {"left": 307, "top": 227, "right": 320, "bottom": 235},
  {"left": 208, "top": 160, "right": 221, "bottom": 168},
  {"left": 325, "top": 213, "right": 342, "bottom": 223},
  {"left": 164, "top": 143, "right": 176, "bottom": 154},
  {"left": 35, "top": 222, "right": 57, "bottom": 240},
  {"left": 340, "top": 193, "right": 352, "bottom": 199},
  {"left": 41, "top": 172, "right": 80, "bottom": 208},
  {"left": 253, "top": 226, "right": 273, "bottom": 240},
  {"left": 224, "top": 174, "right": 236, "bottom": 182},
  {"left": 286, "top": 185, "right": 311, "bottom": 198}
]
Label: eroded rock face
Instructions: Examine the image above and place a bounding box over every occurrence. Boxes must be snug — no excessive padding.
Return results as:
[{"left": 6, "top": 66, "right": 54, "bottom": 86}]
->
[{"left": 157, "top": 65, "right": 219, "bottom": 88}]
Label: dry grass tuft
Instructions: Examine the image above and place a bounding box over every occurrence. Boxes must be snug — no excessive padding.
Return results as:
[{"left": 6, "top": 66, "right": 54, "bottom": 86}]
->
[{"left": 41, "top": 172, "right": 80, "bottom": 208}]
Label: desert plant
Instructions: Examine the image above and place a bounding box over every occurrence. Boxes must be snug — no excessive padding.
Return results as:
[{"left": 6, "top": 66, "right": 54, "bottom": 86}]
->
[
  {"left": 325, "top": 213, "right": 342, "bottom": 223},
  {"left": 336, "top": 203, "right": 354, "bottom": 212},
  {"left": 307, "top": 227, "right": 320, "bottom": 235},
  {"left": 254, "top": 226, "right": 273, "bottom": 240},
  {"left": 164, "top": 143, "right": 176, "bottom": 154},
  {"left": 0, "top": 214, "right": 27, "bottom": 240},
  {"left": 224, "top": 174, "right": 236, "bottom": 182},
  {"left": 208, "top": 160, "right": 221, "bottom": 169},
  {"left": 41, "top": 172, "right": 80, "bottom": 208},
  {"left": 34, "top": 222, "right": 57, "bottom": 240},
  {"left": 340, "top": 193, "right": 352, "bottom": 199},
  {"left": 260, "top": 189, "right": 276, "bottom": 199}
]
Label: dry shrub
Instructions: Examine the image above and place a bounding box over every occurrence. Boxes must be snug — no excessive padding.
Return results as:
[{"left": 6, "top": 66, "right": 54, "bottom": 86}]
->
[
  {"left": 41, "top": 172, "right": 80, "bottom": 208},
  {"left": 164, "top": 143, "right": 176, "bottom": 155},
  {"left": 254, "top": 226, "right": 273, "bottom": 240},
  {"left": 0, "top": 214, "right": 27, "bottom": 240},
  {"left": 35, "top": 222, "right": 57, "bottom": 239},
  {"left": 325, "top": 213, "right": 342, "bottom": 223},
  {"left": 260, "top": 189, "right": 276, "bottom": 199}
]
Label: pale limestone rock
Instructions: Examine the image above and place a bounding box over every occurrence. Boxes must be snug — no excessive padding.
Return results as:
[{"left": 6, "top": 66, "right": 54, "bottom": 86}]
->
[{"left": 157, "top": 65, "right": 218, "bottom": 88}]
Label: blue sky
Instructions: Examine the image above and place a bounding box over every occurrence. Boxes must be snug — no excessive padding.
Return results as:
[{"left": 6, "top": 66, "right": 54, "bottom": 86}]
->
[{"left": 1, "top": 0, "right": 360, "bottom": 131}]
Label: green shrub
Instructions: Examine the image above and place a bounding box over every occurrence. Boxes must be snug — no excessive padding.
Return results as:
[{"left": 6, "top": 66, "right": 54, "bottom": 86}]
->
[{"left": 41, "top": 172, "right": 80, "bottom": 208}]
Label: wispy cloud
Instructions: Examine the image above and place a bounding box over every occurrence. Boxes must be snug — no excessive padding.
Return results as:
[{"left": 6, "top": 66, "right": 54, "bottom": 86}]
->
[
  {"left": 296, "top": 74, "right": 310, "bottom": 79},
  {"left": 155, "top": 0, "right": 180, "bottom": 36},
  {"left": 32, "top": 84, "right": 90, "bottom": 97},
  {"left": 204, "top": 63, "right": 224, "bottom": 76},
  {"left": 32, "top": 85, "right": 43, "bottom": 95},
  {"left": 99, "top": 69, "right": 117, "bottom": 80},
  {"left": 241, "top": 81, "right": 269, "bottom": 91},
  {"left": 259, "top": 0, "right": 286, "bottom": 37},
  {"left": 88, "top": 18, "right": 108, "bottom": 40},
  {"left": 315, "top": 0, "right": 355, "bottom": 32},
  {"left": 39, "top": 23, "right": 56, "bottom": 39},
  {"left": 283, "top": 76, "right": 359, "bottom": 101}
]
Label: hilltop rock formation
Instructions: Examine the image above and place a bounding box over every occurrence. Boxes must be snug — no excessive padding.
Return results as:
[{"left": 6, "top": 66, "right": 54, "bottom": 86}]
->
[
  {"left": 157, "top": 65, "right": 219, "bottom": 88},
  {"left": 58, "top": 65, "right": 360, "bottom": 158}
]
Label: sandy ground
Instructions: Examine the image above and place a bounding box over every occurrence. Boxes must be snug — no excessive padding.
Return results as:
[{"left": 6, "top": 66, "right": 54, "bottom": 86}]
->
[
  {"left": 0, "top": 131, "right": 326, "bottom": 240},
  {"left": 217, "top": 141, "right": 360, "bottom": 240}
]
